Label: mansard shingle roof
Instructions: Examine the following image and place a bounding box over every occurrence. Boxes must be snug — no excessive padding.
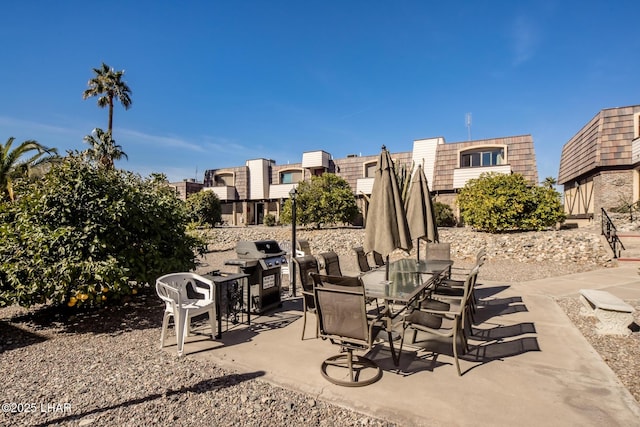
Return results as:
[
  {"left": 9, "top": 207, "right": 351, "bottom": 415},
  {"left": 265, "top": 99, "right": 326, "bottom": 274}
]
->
[{"left": 558, "top": 105, "right": 640, "bottom": 184}]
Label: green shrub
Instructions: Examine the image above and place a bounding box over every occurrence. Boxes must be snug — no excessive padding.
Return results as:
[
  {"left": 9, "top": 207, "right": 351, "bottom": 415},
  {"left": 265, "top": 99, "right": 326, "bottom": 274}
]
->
[
  {"left": 186, "top": 190, "right": 221, "bottom": 227},
  {"left": 457, "top": 172, "right": 565, "bottom": 233},
  {"left": 0, "top": 155, "right": 204, "bottom": 309},
  {"left": 434, "top": 201, "right": 456, "bottom": 227},
  {"left": 280, "top": 173, "right": 359, "bottom": 227},
  {"left": 263, "top": 213, "right": 276, "bottom": 226}
]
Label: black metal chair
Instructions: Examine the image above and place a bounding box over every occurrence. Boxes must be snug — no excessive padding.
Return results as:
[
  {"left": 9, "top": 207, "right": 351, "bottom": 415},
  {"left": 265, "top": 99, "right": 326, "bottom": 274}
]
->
[
  {"left": 372, "top": 251, "right": 386, "bottom": 267},
  {"left": 296, "top": 238, "right": 312, "bottom": 256},
  {"left": 311, "top": 273, "right": 398, "bottom": 386},
  {"left": 353, "top": 246, "right": 372, "bottom": 273},
  {"left": 424, "top": 242, "right": 452, "bottom": 277},
  {"left": 317, "top": 251, "right": 343, "bottom": 276},
  {"left": 292, "top": 255, "right": 320, "bottom": 340}
]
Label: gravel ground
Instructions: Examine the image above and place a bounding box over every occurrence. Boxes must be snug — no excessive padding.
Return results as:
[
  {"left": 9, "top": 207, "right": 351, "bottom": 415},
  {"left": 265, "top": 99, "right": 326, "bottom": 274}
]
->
[
  {"left": 0, "top": 293, "right": 392, "bottom": 427},
  {"left": 1, "top": 226, "right": 638, "bottom": 426}
]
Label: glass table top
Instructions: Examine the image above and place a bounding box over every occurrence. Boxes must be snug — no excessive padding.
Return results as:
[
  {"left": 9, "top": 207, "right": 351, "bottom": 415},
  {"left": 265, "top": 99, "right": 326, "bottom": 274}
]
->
[{"left": 362, "top": 259, "right": 453, "bottom": 302}]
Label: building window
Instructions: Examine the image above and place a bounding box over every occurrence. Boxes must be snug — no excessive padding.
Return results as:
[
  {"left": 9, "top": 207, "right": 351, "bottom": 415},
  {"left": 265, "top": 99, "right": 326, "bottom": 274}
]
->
[
  {"left": 363, "top": 161, "right": 377, "bottom": 178},
  {"left": 215, "top": 173, "right": 234, "bottom": 186},
  {"left": 460, "top": 147, "right": 505, "bottom": 168},
  {"left": 280, "top": 170, "right": 302, "bottom": 184}
]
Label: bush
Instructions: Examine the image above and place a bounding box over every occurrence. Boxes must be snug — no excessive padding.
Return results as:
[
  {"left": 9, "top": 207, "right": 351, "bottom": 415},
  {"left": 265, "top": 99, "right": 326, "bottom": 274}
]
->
[
  {"left": 280, "top": 173, "right": 359, "bottom": 227},
  {"left": 434, "top": 201, "right": 456, "bottom": 227},
  {"left": 263, "top": 213, "right": 276, "bottom": 226},
  {"left": 457, "top": 172, "right": 565, "bottom": 233},
  {"left": 186, "top": 190, "right": 221, "bottom": 227},
  {"left": 0, "top": 156, "right": 204, "bottom": 309}
]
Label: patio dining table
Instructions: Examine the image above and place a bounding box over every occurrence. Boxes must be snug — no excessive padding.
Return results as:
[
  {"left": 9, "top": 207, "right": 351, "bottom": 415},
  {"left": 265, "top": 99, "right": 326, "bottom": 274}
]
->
[{"left": 361, "top": 258, "right": 453, "bottom": 320}]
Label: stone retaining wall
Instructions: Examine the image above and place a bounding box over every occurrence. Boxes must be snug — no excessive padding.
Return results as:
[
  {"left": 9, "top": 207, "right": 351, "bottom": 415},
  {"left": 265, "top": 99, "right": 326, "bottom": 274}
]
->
[{"left": 201, "top": 225, "right": 613, "bottom": 267}]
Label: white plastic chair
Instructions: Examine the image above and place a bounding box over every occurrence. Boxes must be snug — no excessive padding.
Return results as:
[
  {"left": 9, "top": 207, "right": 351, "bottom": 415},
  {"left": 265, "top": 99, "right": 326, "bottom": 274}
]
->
[
  {"left": 279, "top": 240, "right": 304, "bottom": 280},
  {"left": 156, "top": 272, "right": 217, "bottom": 357}
]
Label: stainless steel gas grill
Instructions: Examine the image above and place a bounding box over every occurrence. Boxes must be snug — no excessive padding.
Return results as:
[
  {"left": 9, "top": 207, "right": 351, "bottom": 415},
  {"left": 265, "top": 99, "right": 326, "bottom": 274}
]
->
[{"left": 224, "top": 240, "right": 286, "bottom": 314}]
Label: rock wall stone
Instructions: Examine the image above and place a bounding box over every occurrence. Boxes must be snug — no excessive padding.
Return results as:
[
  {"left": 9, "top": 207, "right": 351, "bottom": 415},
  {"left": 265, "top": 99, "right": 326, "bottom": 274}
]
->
[{"left": 202, "top": 225, "right": 613, "bottom": 267}]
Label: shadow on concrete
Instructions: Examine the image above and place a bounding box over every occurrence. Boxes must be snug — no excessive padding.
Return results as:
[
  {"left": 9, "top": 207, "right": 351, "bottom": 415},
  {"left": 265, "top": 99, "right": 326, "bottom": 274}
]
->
[
  {"left": 470, "top": 322, "right": 536, "bottom": 340},
  {"left": 474, "top": 296, "right": 528, "bottom": 324},
  {"left": 367, "top": 345, "right": 448, "bottom": 376},
  {"left": 176, "top": 298, "right": 302, "bottom": 356},
  {"left": 474, "top": 284, "right": 510, "bottom": 299}
]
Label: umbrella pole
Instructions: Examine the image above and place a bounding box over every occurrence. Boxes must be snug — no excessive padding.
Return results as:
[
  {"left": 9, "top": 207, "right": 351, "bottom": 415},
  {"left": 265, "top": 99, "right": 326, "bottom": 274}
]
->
[
  {"left": 385, "top": 255, "right": 390, "bottom": 281},
  {"left": 416, "top": 239, "right": 420, "bottom": 263}
]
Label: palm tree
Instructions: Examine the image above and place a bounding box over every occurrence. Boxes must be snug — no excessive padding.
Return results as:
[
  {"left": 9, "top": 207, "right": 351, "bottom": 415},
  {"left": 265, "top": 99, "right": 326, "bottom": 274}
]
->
[
  {"left": 542, "top": 176, "right": 557, "bottom": 189},
  {"left": 1, "top": 137, "right": 59, "bottom": 201},
  {"left": 82, "top": 62, "right": 132, "bottom": 133},
  {"left": 83, "top": 128, "right": 128, "bottom": 170}
]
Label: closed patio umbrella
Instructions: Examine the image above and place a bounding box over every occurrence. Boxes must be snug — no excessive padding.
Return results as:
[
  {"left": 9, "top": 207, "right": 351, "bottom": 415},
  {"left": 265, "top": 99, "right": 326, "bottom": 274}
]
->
[
  {"left": 364, "top": 146, "right": 413, "bottom": 279},
  {"left": 405, "top": 164, "right": 439, "bottom": 262}
]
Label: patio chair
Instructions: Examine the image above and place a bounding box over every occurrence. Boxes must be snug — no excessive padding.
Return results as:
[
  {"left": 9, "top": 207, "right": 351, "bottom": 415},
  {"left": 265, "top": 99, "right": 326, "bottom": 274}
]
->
[
  {"left": 449, "top": 248, "right": 487, "bottom": 280},
  {"left": 296, "top": 238, "right": 312, "bottom": 256},
  {"left": 353, "top": 246, "right": 372, "bottom": 273},
  {"left": 156, "top": 273, "right": 217, "bottom": 357},
  {"left": 317, "top": 251, "right": 343, "bottom": 276},
  {"left": 292, "top": 255, "right": 320, "bottom": 340},
  {"left": 401, "top": 265, "right": 479, "bottom": 376},
  {"left": 312, "top": 274, "right": 398, "bottom": 386},
  {"left": 425, "top": 242, "right": 452, "bottom": 277},
  {"left": 425, "top": 242, "right": 451, "bottom": 260},
  {"left": 432, "top": 260, "right": 482, "bottom": 324},
  {"left": 372, "top": 251, "right": 386, "bottom": 267},
  {"left": 437, "top": 248, "right": 486, "bottom": 319}
]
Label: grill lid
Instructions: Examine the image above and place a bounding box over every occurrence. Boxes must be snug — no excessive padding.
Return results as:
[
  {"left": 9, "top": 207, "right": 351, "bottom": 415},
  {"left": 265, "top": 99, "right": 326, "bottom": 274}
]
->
[{"left": 235, "top": 240, "right": 285, "bottom": 259}]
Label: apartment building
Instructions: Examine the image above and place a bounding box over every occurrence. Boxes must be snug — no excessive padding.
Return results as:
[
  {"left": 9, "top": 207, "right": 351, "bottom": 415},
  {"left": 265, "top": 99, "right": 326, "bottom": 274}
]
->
[
  {"left": 558, "top": 105, "right": 640, "bottom": 221},
  {"left": 191, "top": 135, "right": 537, "bottom": 226}
]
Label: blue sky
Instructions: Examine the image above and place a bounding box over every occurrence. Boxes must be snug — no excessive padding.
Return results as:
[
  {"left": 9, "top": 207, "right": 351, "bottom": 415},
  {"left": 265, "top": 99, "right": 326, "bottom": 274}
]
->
[{"left": 2, "top": 1, "right": 639, "bottom": 183}]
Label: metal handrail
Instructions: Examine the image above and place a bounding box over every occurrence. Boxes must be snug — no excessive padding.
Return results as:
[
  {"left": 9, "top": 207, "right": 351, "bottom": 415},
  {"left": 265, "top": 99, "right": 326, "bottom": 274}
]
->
[{"left": 601, "top": 208, "right": 625, "bottom": 258}]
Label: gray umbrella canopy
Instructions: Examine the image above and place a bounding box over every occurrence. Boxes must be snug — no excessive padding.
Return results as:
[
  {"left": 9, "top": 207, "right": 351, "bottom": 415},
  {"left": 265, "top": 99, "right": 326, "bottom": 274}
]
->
[
  {"left": 364, "top": 146, "right": 413, "bottom": 259},
  {"left": 405, "top": 164, "right": 439, "bottom": 246}
]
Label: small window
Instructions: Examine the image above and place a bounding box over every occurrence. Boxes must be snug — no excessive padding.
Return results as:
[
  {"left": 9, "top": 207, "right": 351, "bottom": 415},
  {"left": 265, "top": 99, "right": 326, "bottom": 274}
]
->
[
  {"left": 460, "top": 147, "right": 505, "bottom": 168},
  {"left": 364, "top": 161, "right": 377, "bottom": 178},
  {"left": 280, "top": 170, "right": 302, "bottom": 184},
  {"left": 215, "top": 173, "right": 234, "bottom": 186}
]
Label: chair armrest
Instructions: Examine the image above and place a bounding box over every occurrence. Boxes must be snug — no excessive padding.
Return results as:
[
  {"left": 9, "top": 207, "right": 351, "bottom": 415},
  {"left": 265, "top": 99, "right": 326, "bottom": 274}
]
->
[{"left": 191, "top": 274, "right": 215, "bottom": 301}]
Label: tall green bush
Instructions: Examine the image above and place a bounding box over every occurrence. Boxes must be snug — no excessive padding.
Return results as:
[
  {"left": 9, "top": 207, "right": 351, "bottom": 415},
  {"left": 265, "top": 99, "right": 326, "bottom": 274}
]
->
[
  {"left": 186, "top": 190, "right": 222, "bottom": 226},
  {"left": 263, "top": 213, "right": 276, "bottom": 226},
  {"left": 0, "top": 156, "right": 204, "bottom": 308},
  {"left": 434, "top": 201, "right": 456, "bottom": 227},
  {"left": 457, "top": 172, "right": 564, "bottom": 232},
  {"left": 280, "top": 173, "right": 359, "bottom": 227}
]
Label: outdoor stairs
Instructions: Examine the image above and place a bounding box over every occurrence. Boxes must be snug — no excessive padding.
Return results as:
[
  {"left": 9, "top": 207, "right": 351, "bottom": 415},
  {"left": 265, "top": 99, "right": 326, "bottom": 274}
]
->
[{"left": 616, "top": 232, "right": 640, "bottom": 263}]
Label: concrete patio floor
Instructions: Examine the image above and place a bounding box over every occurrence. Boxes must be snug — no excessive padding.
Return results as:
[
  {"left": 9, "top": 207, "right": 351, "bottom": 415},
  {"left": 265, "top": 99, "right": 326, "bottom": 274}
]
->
[{"left": 172, "top": 266, "right": 640, "bottom": 426}]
